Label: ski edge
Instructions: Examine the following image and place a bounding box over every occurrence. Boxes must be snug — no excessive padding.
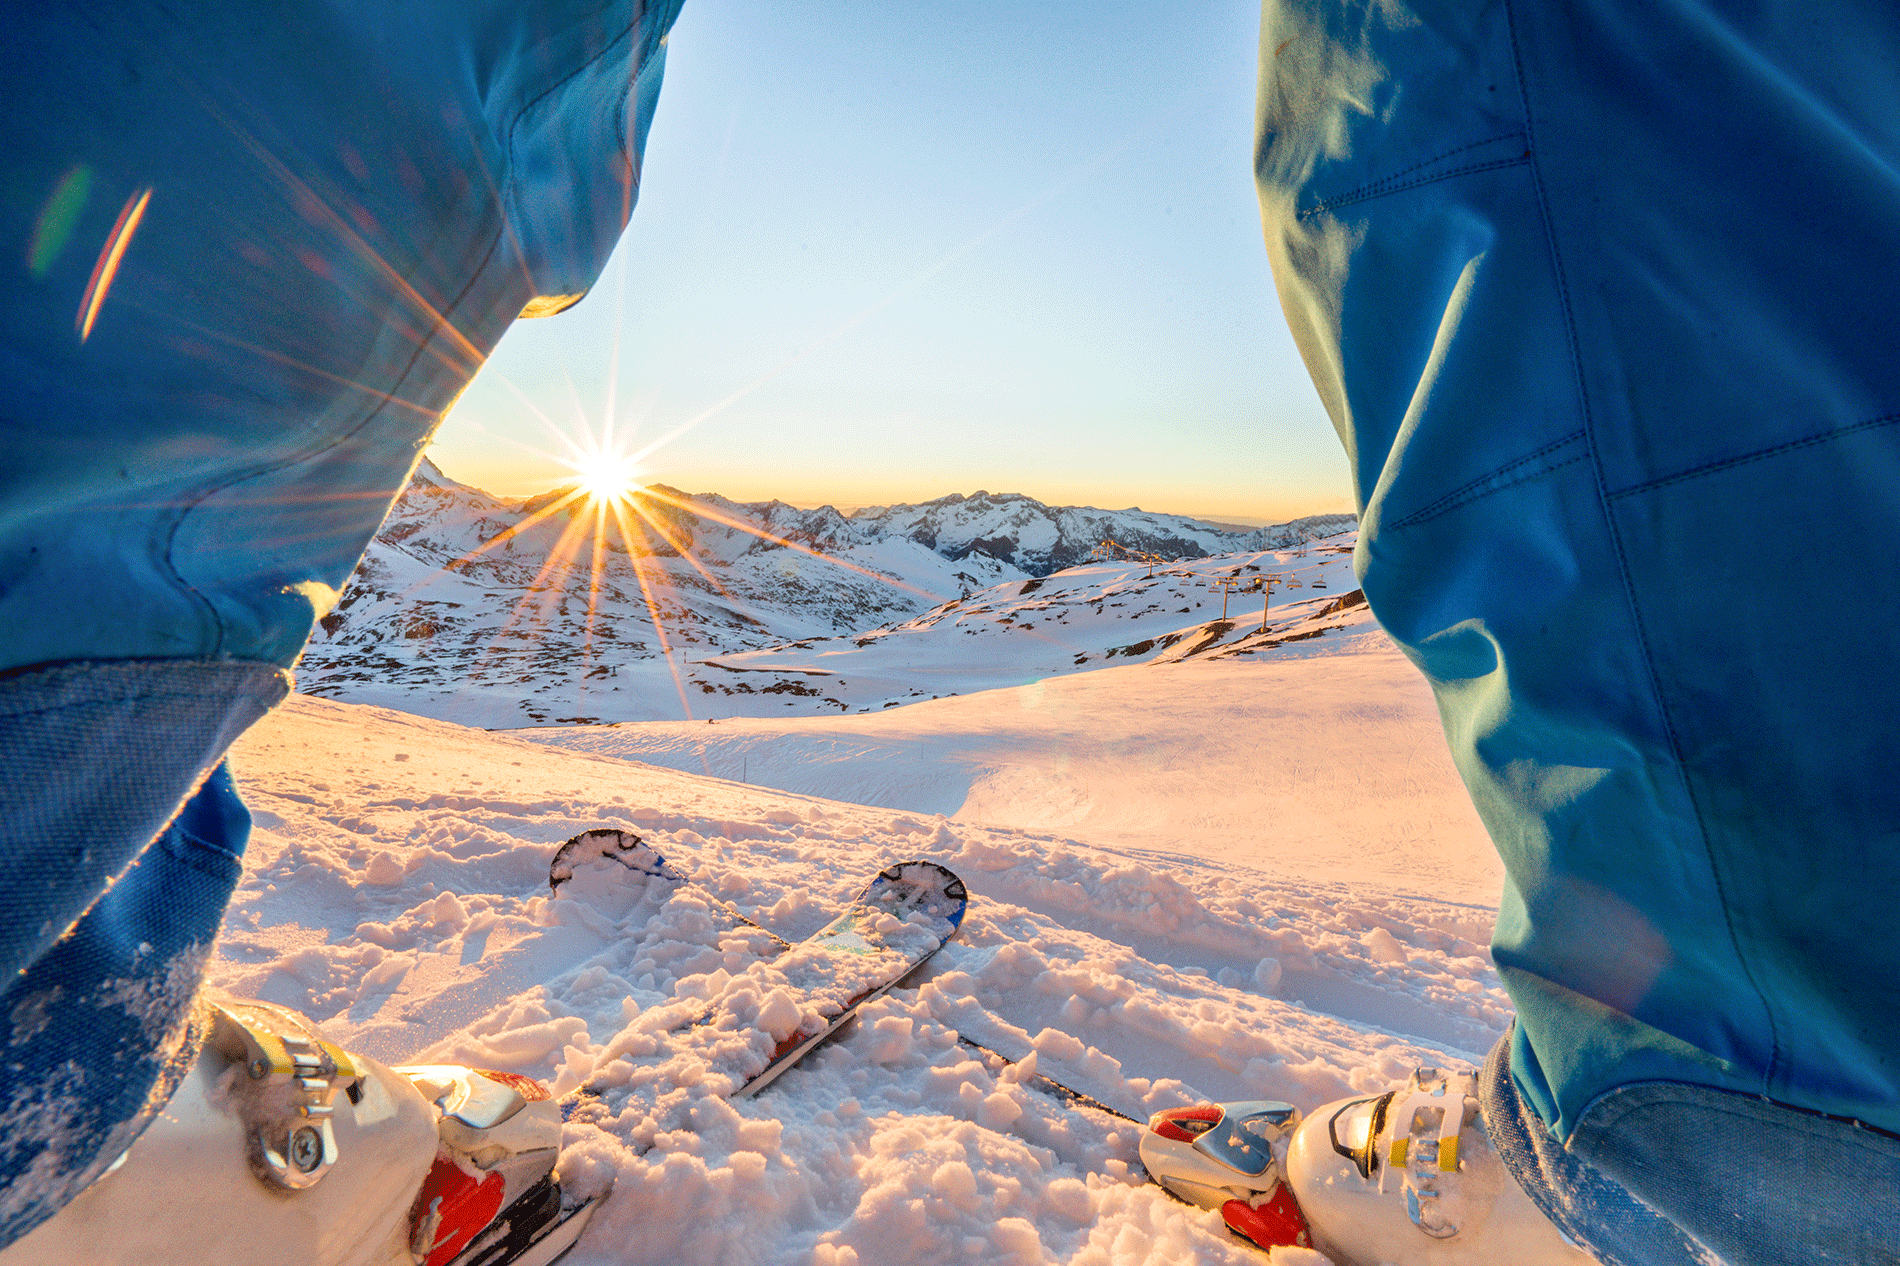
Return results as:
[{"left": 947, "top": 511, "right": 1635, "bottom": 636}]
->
[
  {"left": 953, "top": 1035, "right": 1141, "bottom": 1125},
  {"left": 731, "top": 978, "right": 904, "bottom": 1099}
]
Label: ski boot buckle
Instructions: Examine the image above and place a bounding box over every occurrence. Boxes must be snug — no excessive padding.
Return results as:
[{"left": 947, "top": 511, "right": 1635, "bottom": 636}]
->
[{"left": 208, "top": 1000, "right": 362, "bottom": 1191}]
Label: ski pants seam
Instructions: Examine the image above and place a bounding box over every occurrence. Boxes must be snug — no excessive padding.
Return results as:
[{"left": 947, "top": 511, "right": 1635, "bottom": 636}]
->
[
  {"left": 1385, "top": 429, "right": 1588, "bottom": 530},
  {"left": 1498, "top": 0, "right": 1785, "bottom": 1104},
  {"left": 1298, "top": 152, "right": 1531, "bottom": 221},
  {"left": 1604, "top": 408, "right": 1900, "bottom": 501}
]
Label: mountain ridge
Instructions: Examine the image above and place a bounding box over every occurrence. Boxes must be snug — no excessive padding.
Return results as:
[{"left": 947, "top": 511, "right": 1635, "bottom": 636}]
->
[{"left": 297, "top": 459, "right": 1357, "bottom": 726}]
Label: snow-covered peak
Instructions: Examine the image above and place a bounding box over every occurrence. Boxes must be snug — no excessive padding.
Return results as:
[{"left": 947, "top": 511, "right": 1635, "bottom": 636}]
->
[
  {"left": 844, "top": 491, "right": 1354, "bottom": 577},
  {"left": 299, "top": 463, "right": 1359, "bottom": 727}
]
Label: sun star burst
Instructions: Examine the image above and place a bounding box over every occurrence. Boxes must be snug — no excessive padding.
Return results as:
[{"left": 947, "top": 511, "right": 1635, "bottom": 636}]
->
[{"left": 567, "top": 447, "right": 643, "bottom": 506}]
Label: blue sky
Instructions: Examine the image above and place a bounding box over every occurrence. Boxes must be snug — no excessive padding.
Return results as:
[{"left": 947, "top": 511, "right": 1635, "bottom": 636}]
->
[{"left": 429, "top": 0, "right": 1349, "bottom": 525}]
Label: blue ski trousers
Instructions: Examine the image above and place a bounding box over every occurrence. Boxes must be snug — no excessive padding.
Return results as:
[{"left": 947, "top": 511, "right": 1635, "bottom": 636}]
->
[
  {"left": 0, "top": 0, "right": 680, "bottom": 1245},
  {"left": 1257, "top": 0, "right": 1900, "bottom": 1260}
]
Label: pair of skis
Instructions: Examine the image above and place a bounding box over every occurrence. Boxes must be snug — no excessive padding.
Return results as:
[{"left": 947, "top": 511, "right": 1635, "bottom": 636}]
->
[
  {"left": 550, "top": 830, "right": 1138, "bottom": 1132},
  {"left": 549, "top": 828, "right": 969, "bottom": 1104},
  {"left": 413, "top": 831, "right": 970, "bottom": 1266}
]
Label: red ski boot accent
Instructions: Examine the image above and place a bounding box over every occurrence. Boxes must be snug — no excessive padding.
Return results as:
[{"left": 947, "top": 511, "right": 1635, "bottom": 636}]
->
[
  {"left": 1221, "top": 1180, "right": 1312, "bottom": 1251},
  {"left": 410, "top": 1155, "right": 507, "bottom": 1266},
  {"left": 472, "top": 1069, "right": 552, "bottom": 1101},
  {"left": 1148, "top": 1103, "right": 1223, "bottom": 1143}
]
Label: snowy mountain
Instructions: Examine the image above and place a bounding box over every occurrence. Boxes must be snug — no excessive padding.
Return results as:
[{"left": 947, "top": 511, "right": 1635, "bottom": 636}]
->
[
  {"left": 297, "top": 460, "right": 1356, "bottom": 727},
  {"left": 684, "top": 543, "right": 1369, "bottom": 716},
  {"left": 846, "top": 491, "right": 1353, "bottom": 578}
]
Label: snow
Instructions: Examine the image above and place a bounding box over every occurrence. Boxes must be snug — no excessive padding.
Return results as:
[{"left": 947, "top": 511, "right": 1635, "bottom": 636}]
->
[
  {"left": 296, "top": 460, "right": 1355, "bottom": 727},
  {"left": 211, "top": 554, "right": 1512, "bottom": 1264},
  {"left": 523, "top": 626, "right": 1497, "bottom": 905}
]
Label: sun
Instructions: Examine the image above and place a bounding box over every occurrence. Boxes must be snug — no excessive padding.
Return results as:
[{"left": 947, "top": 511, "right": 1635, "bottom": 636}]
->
[{"left": 568, "top": 448, "right": 642, "bottom": 505}]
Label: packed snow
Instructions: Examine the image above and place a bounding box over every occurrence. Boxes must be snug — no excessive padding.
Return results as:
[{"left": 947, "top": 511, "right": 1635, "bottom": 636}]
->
[{"left": 217, "top": 539, "right": 1510, "bottom": 1265}]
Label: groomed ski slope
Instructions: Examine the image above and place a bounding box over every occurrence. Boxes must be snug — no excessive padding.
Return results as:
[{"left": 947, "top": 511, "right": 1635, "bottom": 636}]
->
[{"left": 221, "top": 630, "right": 1508, "bottom": 1266}]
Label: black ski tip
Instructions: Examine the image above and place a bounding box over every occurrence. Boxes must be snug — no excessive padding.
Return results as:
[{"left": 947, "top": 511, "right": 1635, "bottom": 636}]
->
[
  {"left": 865, "top": 860, "right": 970, "bottom": 932},
  {"left": 549, "top": 828, "right": 676, "bottom": 891}
]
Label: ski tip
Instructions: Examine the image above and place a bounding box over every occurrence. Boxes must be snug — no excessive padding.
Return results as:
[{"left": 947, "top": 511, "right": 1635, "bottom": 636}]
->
[
  {"left": 864, "top": 860, "right": 970, "bottom": 933},
  {"left": 548, "top": 828, "right": 679, "bottom": 892}
]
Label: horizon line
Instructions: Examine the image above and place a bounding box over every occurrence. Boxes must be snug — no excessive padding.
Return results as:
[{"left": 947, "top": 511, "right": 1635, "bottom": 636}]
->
[{"left": 420, "top": 454, "right": 1356, "bottom": 532}]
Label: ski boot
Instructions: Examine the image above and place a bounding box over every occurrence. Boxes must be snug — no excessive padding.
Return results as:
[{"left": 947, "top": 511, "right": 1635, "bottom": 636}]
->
[
  {"left": 1282, "top": 1067, "right": 1590, "bottom": 1265},
  {"left": 1138, "top": 1100, "right": 1315, "bottom": 1251},
  {"left": 0, "top": 997, "right": 603, "bottom": 1266},
  {"left": 1139, "top": 1070, "right": 1593, "bottom": 1264},
  {"left": 399, "top": 1064, "right": 597, "bottom": 1266}
]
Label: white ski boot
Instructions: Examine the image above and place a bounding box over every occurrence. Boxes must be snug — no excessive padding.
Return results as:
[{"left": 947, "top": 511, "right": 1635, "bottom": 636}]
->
[
  {"left": 399, "top": 1064, "right": 597, "bottom": 1266},
  {"left": 0, "top": 997, "right": 603, "bottom": 1266},
  {"left": 1138, "top": 1070, "right": 1593, "bottom": 1264},
  {"left": 1138, "top": 1100, "right": 1316, "bottom": 1251},
  {"left": 1281, "top": 1067, "right": 1591, "bottom": 1266}
]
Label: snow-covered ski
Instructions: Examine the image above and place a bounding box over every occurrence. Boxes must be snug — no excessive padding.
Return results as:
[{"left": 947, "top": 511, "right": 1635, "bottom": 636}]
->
[
  {"left": 549, "top": 827, "right": 791, "bottom": 962},
  {"left": 554, "top": 831, "right": 970, "bottom": 1100},
  {"left": 408, "top": 830, "right": 806, "bottom": 1266},
  {"left": 953, "top": 1035, "right": 1140, "bottom": 1125},
  {"left": 730, "top": 859, "right": 968, "bottom": 1097},
  {"left": 562, "top": 852, "right": 966, "bottom": 1126},
  {"left": 423, "top": 840, "right": 965, "bottom": 1266}
]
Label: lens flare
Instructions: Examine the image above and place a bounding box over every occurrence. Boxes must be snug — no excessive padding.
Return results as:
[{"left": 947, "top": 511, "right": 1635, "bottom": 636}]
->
[{"left": 77, "top": 185, "right": 152, "bottom": 342}]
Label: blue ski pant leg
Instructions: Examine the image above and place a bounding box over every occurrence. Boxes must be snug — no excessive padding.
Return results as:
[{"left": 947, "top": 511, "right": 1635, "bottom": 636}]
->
[
  {"left": 0, "top": 764, "right": 250, "bottom": 1247},
  {"left": 0, "top": 0, "right": 682, "bottom": 1245},
  {"left": 1256, "top": 0, "right": 1900, "bottom": 1259},
  {"left": 1478, "top": 1024, "right": 1900, "bottom": 1266}
]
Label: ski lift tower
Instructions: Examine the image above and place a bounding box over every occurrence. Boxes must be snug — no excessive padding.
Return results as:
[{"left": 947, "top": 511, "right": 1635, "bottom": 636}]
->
[
  {"left": 1213, "top": 575, "right": 1243, "bottom": 620},
  {"left": 1090, "top": 538, "right": 1163, "bottom": 576},
  {"left": 1248, "top": 573, "right": 1295, "bottom": 631}
]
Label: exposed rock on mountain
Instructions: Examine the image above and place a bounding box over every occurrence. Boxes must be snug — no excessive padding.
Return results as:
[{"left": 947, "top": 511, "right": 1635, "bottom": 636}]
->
[
  {"left": 297, "top": 460, "right": 1355, "bottom": 726},
  {"left": 851, "top": 490, "right": 1352, "bottom": 576}
]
